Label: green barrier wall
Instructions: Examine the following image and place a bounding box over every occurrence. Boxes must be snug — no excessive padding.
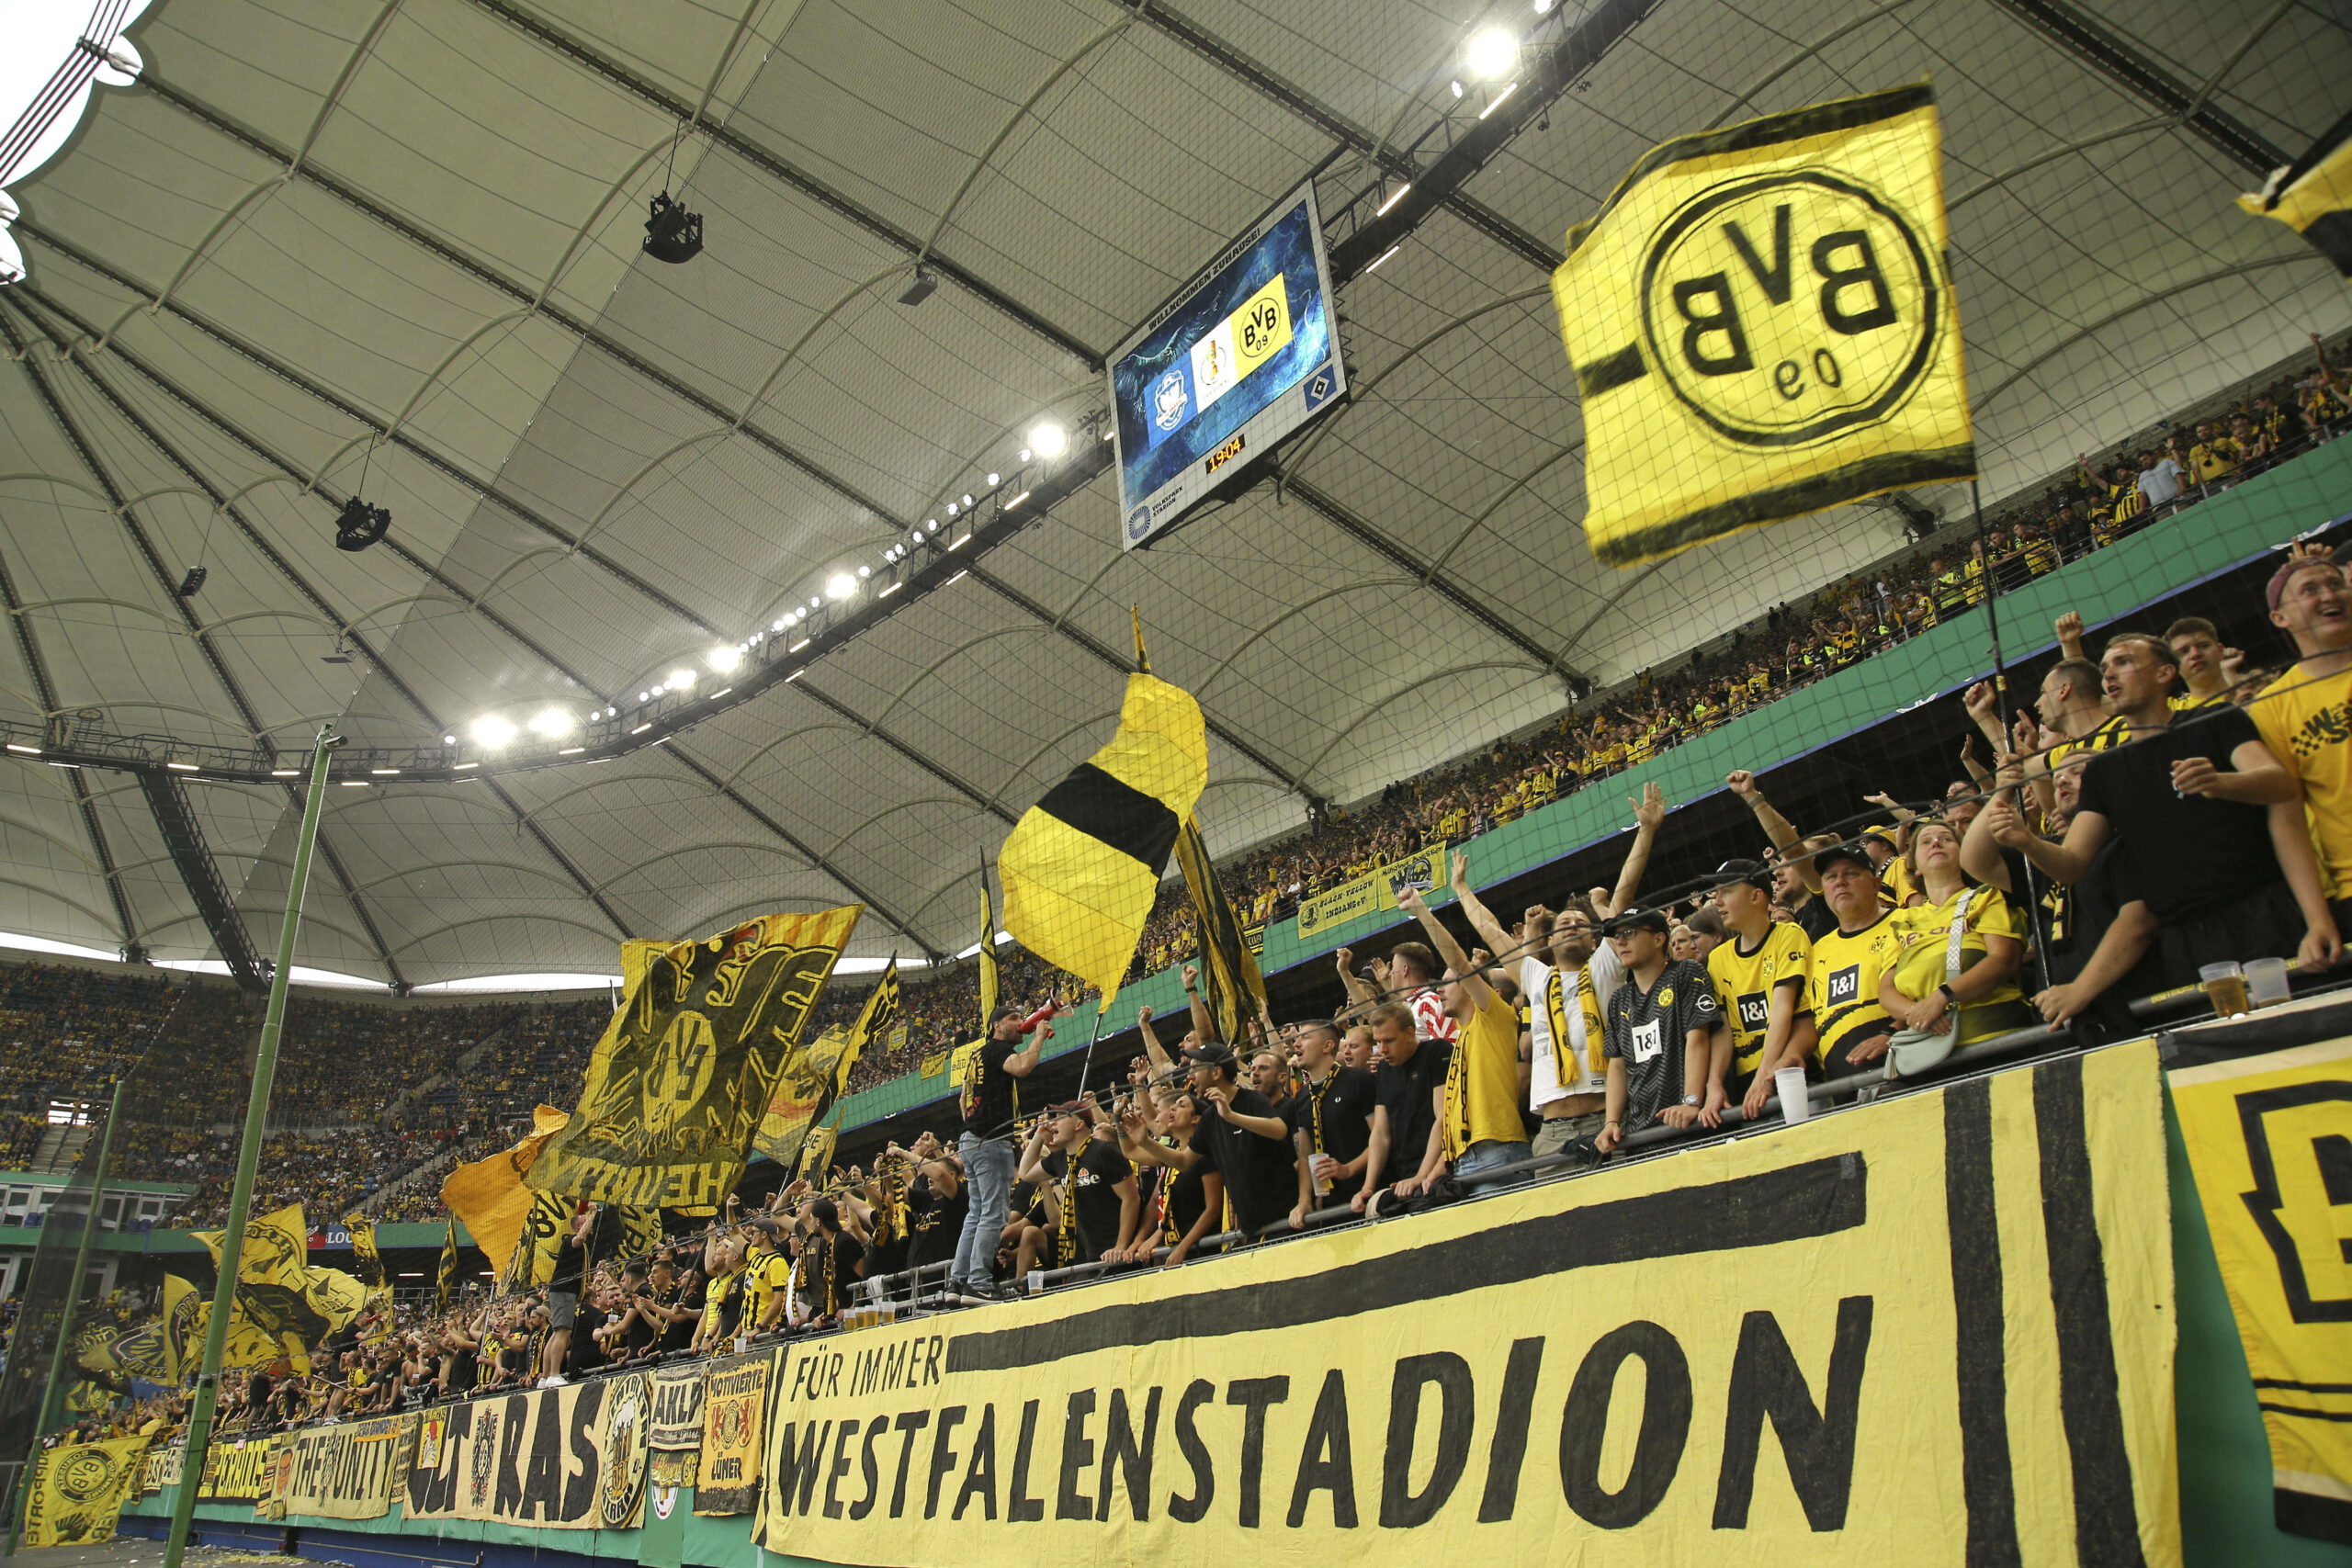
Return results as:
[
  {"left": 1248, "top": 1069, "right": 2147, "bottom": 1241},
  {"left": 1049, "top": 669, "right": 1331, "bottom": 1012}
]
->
[{"left": 834, "top": 437, "right": 2352, "bottom": 1130}]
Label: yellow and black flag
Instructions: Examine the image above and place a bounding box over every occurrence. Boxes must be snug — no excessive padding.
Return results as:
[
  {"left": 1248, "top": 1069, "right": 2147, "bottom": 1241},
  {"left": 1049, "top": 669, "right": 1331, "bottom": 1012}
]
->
[
  {"left": 1174, "top": 815, "right": 1266, "bottom": 1045},
  {"left": 435, "top": 1218, "right": 458, "bottom": 1315},
  {"left": 1553, "top": 84, "right": 1973, "bottom": 565},
  {"left": 527, "top": 905, "right": 862, "bottom": 1208},
  {"left": 1000, "top": 658, "right": 1207, "bottom": 1006},
  {"left": 835, "top": 957, "right": 901, "bottom": 1097},
  {"left": 976, "top": 863, "right": 999, "bottom": 1028},
  {"left": 2241, "top": 107, "right": 2352, "bottom": 277}
]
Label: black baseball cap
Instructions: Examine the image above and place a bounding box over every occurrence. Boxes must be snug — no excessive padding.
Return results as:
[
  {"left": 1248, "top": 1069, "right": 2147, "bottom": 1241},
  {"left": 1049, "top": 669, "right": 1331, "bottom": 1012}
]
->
[
  {"left": 1180, "top": 1041, "right": 1238, "bottom": 1069},
  {"left": 1710, "top": 857, "right": 1771, "bottom": 893},
  {"left": 1812, "top": 840, "right": 1877, "bottom": 875},
  {"left": 1600, "top": 907, "right": 1671, "bottom": 936}
]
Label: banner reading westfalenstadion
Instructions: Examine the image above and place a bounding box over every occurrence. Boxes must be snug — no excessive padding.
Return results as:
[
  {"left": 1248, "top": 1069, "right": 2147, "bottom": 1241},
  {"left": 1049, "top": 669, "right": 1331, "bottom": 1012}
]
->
[
  {"left": 1295, "top": 843, "right": 1445, "bottom": 941},
  {"left": 2169, "top": 1034, "right": 2352, "bottom": 1542},
  {"left": 755, "top": 1043, "right": 2177, "bottom": 1567},
  {"left": 403, "top": 1371, "right": 652, "bottom": 1530},
  {"left": 530, "top": 906, "right": 861, "bottom": 1208}
]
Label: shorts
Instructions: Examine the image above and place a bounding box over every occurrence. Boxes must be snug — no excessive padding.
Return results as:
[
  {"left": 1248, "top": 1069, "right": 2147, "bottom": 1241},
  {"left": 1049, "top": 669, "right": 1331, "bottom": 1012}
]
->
[{"left": 547, "top": 1289, "right": 579, "bottom": 1330}]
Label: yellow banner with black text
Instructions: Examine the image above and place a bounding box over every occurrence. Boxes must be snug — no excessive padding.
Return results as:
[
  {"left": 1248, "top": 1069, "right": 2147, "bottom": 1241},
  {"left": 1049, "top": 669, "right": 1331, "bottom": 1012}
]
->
[
  {"left": 2168, "top": 1035, "right": 2352, "bottom": 1542},
  {"left": 24, "top": 1438, "right": 148, "bottom": 1547},
  {"left": 1295, "top": 843, "right": 1445, "bottom": 941},
  {"left": 401, "top": 1372, "right": 652, "bottom": 1530},
  {"left": 754, "top": 1043, "right": 2177, "bottom": 1567}
]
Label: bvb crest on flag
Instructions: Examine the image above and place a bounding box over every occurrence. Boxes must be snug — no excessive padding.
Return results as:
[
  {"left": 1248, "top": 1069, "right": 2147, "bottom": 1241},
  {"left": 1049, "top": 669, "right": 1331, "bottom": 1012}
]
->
[
  {"left": 528, "top": 905, "right": 861, "bottom": 1208},
  {"left": 1552, "top": 84, "right": 1973, "bottom": 566}
]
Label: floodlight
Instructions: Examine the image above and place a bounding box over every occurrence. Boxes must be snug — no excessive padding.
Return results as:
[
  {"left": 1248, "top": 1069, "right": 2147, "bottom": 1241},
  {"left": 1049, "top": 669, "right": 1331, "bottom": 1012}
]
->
[
  {"left": 825, "top": 572, "right": 857, "bottom": 600},
  {"left": 528, "top": 709, "right": 571, "bottom": 736},
  {"left": 335, "top": 497, "right": 390, "bottom": 551},
  {"left": 667, "top": 668, "right": 695, "bottom": 688},
  {"left": 472, "top": 716, "right": 517, "bottom": 747},
  {"left": 707, "top": 646, "right": 742, "bottom": 672},
  {"left": 1466, "top": 28, "right": 1516, "bottom": 78},
  {"left": 1028, "top": 421, "right": 1068, "bottom": 458}
]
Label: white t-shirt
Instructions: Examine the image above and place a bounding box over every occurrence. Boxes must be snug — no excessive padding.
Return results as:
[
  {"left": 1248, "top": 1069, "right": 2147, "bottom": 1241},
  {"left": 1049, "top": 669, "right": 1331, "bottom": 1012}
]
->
[
  {"left": 1521, "top": 943, "right": 1624, "bottom": 1108},
  {"left": 2136, "top": 458, "right": 2185, "bottom": 506}
]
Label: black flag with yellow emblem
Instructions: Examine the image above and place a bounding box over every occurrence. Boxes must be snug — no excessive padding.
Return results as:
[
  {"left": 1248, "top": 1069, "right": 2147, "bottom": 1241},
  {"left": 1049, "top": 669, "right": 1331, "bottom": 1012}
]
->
[
  {"left": 527, "top": 905, "right": 862, "bottom": 1208},
  {"left": 435, "top": 1218, "right": 458, "bottom": 1315},
  {"left": 976, "top": 862, "right": 999, "bottom": 1029},
  {"left": 1174, "top": 815, "right": 1266, "bottom": 1046},
  {"left": 1553, "top": 85, "right": 1973, "bottom": 566}
]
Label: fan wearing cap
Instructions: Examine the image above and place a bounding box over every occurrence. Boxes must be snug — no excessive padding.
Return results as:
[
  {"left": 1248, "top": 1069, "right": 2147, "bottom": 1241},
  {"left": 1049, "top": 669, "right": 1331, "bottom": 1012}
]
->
[
  {"left": 1803, "top": 841, "right": 1907, "bottom": 1075},
  {"left": 1705, "top": 859, "right": 1813, "bottom": 1120},
  {"left": 2003, "top": 629, "right": 2335, "bottom": 987},
  {"left": 1016, "top": 1098, "right": 1137, "bottom": 1269},
  {"left": 1124, "top": 1040, "right": 1303, "bottom": 1241},
  {"left": 1396, "top": 872, "right": 1529, "bottom": 1193},
  {"left": 1725, "top": 772, "right": 1840, "bottom": 942},
  {"left": 2253, "top": 553, "right": 2352, "bottom": 944},
  {"left": 1594, "top": 906, "right": 1724, "bottom": 1153}
]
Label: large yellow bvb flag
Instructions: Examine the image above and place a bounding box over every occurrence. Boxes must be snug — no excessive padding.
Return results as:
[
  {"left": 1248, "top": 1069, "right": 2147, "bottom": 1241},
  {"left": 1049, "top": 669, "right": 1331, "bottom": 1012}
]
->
[
  {"left": 999, "top": 671, "right": 1207, "bottom": 1005},
  {"left": 1553, "top": 84, "right": 1973, "bottom": 566}
]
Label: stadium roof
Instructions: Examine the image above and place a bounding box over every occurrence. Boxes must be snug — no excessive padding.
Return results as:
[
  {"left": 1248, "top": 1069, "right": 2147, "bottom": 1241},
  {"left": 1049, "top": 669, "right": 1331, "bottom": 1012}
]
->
[{"left": 0, "top": 0, "right": 2344, "bottom": 988}]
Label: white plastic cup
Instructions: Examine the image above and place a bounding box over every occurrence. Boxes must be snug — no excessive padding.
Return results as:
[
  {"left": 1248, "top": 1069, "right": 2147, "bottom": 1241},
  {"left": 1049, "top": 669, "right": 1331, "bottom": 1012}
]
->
[
  {"left": 1776, "top": 1066, "right": 1811, "bottom": 1124},
  {"left": 2244, "top": 955, "right": 2292, "bottom": 1010},
  {"left": 1026, "top": 1269, "right": 1044, "bottom": 1296}
]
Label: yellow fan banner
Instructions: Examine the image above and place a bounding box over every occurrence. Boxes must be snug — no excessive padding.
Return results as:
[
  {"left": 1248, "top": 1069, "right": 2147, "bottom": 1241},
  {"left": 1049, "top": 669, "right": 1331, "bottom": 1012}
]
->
[
  {"left": 2167, "top": 1035, "right": 2352, "bottom": 1541},
  {"left": 530, "top": 905, "right": 862, "bottom": 1208},
  {"left": 1000, "top": 671, "right": 1207, "bottom": 1006},
  {"left": 192, "top": 1203, "right": 367, "bottom": 1372},
  {"left": 1553, "top": 84, "right": 1973, "bottom": 566},
  {"left": 441, "top": 1103, "right": 571, "bottom": 1279},
  {"left": 24, "top": 1437, "right": 148, "bottom": 1546},
  {"left": 753, "top": 1043, "right": 2177, "bottom": 1568}
]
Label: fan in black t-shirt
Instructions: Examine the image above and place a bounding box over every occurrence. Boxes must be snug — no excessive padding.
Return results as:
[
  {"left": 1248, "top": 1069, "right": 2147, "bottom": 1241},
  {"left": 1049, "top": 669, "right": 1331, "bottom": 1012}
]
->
[
  {"left": 903, "top": 1161, "right": 967, "bottom": 1271},
  {"left": 1361, "top": 1003, "right": 1453, "bottom": 1207},
  {"left": 1020, "top": 1101, "right": 1140, "bottom": 1266},
  {"left": 1283, "top": 1021, "right": 1376, "bottom": 1219}
]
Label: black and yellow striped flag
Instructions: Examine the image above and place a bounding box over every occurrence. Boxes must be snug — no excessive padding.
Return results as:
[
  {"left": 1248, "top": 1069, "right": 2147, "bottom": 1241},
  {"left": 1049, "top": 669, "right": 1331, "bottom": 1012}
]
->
[
  {"left": 2242, "top": 107, "right": 2352, "bottom": 277},
  {"left": 1000, "top": 669, "right": 1207, "bottom": 1005},
  {"left": 1174, "top": 815, "right": 1267, "bottom": 1046},
  {"left": 435, "top": 1218, "right": 458, "bottom": 1315},
  {"left": 832, "top": 957, "right": 900, "bottom": 1100},
  {"left": 976, "top": 861, "right": 998, "bottom": 1030}
]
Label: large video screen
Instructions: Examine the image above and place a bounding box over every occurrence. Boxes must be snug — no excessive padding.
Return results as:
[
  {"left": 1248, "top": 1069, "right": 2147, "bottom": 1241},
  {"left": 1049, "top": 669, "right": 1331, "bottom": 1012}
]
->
[{"left": 1111, "top": 184, "right": 1345, "bottom": 549}]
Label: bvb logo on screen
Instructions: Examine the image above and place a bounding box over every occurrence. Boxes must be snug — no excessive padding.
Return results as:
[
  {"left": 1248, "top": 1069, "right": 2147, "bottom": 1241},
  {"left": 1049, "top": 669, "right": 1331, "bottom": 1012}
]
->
[{"left": 1639, "top": 170, "right": 1939, "bottom": 448}]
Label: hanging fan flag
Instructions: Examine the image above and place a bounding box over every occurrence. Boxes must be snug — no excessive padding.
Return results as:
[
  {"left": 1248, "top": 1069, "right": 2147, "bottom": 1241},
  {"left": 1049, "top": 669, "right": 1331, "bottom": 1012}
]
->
[
  {"left": 999, "top": 624, "right": 1207, "bottom": 1006},
  {"left": 2240, "top": 106, "right": 2352, "bottom": 277},
  {"left": 435, "top": 1218, "right": 458, "bottom": 1315},
  {"left": 1553, "top": 83, "right": 1973, "bottom": 566},
  {"left": 976, "top": 860, "right": 999, "bottom": 1029},
  {"left": 439, "top": 1103, "right": 571, "bottom": 1280},
  {"left": 1174, "top": 815, "right": 1266, "bottom": 1046}
]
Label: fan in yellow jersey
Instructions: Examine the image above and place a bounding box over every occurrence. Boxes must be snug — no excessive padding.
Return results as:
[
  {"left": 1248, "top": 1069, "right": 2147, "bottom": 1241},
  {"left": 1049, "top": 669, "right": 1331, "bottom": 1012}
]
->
[
  {"left": 1804, "top": 843, "right": 1907, "bottom": 1077},
  {"left": 1395, "top": 884, "right": 1528, "bottom": 1193},
  {"left": 1878, "top": 820, "right": 2030, "bottom": 1049},
  {"left": 1704, "top": 859, "right": 1812, "bottom": 1120},
  {"left": 2254, "top": 555, "right": 2352, "bottom": 939},
  {"left": 741, "top": 1222, "right": 795, "bottom": 1333}
]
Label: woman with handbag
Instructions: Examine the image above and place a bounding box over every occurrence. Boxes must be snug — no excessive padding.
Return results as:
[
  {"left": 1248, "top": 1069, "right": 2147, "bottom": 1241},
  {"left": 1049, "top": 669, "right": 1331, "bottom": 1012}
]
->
[{"left": 1876, "top": 818, "right": 2031, "bottom": 1077}]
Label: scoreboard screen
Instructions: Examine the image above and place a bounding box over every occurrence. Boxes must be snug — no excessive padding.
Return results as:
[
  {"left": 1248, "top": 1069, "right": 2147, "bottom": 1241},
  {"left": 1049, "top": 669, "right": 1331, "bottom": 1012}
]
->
[{"left": 1110, "top": 184, "right": 1346, "bottom": 549}]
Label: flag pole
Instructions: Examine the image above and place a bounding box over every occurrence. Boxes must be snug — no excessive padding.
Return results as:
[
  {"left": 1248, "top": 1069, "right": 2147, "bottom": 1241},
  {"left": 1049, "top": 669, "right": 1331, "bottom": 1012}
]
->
[
  {"left": 162, "top": 727, "right": 337, "bottom": 1568},
  {"left": 1072, "top": 1001, "right": 1109, "bottom": 1100},
  {"left": 5, "top": 1078, "right": 121, "bottom": 1556}
]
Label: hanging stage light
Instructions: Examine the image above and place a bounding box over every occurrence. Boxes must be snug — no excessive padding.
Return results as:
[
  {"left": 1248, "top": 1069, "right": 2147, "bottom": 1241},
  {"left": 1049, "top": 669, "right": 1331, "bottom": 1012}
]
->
[
  {"left": 643, "top": 191, "right": 703, "bottom": 264},
  {"left": 335, "top": 497, "right": 390, "bottom": 551},
  {"left": 175, "top": 566, "right": 206, "bottom": 598}
]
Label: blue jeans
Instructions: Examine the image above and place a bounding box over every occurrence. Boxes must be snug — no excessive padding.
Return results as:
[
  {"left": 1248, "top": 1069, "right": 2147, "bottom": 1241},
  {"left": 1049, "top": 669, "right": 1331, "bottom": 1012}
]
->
[
  {"left": 1454, "top": 1138, "right": 1533, "bottom": 1195},
  {"left": 951, "top": 1133, "right": 1015, "bottom": 1289}
]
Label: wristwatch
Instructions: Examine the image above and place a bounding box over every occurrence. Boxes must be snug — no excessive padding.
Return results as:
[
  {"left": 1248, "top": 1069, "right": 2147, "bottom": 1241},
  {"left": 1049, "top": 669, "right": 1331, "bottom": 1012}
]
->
[
  {"left": 1680, "top": 1093, "right": 1702, "bottom": 1107},
  {"left": 1936, "top": 984, "right": 1957, "bottom": 1006}
]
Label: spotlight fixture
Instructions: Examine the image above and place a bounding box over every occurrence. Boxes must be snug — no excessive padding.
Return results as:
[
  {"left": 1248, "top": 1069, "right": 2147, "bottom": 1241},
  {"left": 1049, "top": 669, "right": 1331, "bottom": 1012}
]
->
[
  {"left": 825, "top": 571, "right": 857, "bottom": 600},
  {"left": 1450, "top": 78, "right": 1464, "bottom": 97},
  {"left": 335, "top": 496, "right": 390, "bottom": 551},
  {"left": 1465, "top": 27, "right": 1517, "bottom": 78},
  {"left": 442, "top": 734, "right": 457, "bottom": 745},
  {"left": 946, "top": 502, "right": 958, "bottom": 518},
  {"left": 667, "top": 668, "right": 695, "bottom": 688},
  {"left": 986, "top": 472, "right": 1000, "bottom": 487},
  {"left": 527, "top": 708, "right": 571, "bottom": 737},
  {"left": 175, "top": 566, "right": 206, "bottom": 598},
  {"left": 472, "top": 716, "right": 517, "bottom": 747},
  {"left": 707, "top": 646, "right": 742, "bottom": 672},
  {"left": 1028, "top": 421, "right": 1068, "bottom": 458},
  {"left": 897, "top": 266, "right": 938, "bottom": 306},
  {"left": 642, "top": 191, "right": 703, "bottom": 264},
  {"left": 926, "top": 519, "right": 939, "bottom": 533},
  {"left": 961, "top": 494, "right": 974, "bottom": 508},
  {"left": 856, "top": 564, "right": 871, "bottom": 579}
]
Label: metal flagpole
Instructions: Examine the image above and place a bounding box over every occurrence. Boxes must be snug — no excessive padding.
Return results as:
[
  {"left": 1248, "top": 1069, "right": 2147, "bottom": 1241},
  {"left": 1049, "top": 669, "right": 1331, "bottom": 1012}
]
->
[
  {"left": 4, "top": 1078, "right": 123, "bottom": 1555},
  {"left": 161, "top": 727, "right": 339, "bottom": 1568},
  {"left": 1070, "top": 1003, "right": 1109, "bottom": 1100},
  {"left": 1968, "top": 481, "right": 2053, "bottom": 995}
]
